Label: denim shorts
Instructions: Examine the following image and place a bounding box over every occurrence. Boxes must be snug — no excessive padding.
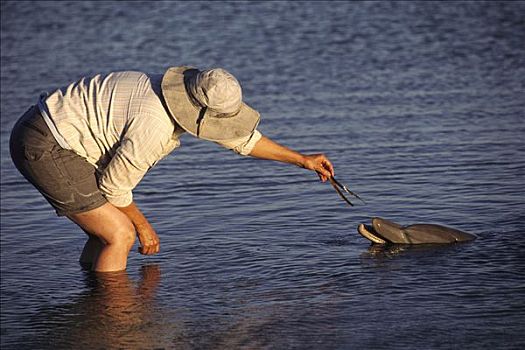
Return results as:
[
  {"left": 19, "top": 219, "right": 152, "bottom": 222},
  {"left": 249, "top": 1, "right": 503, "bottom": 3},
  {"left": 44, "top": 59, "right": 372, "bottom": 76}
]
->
[{"left": 9, "top": 105, "right": 107, "bottom": 216}]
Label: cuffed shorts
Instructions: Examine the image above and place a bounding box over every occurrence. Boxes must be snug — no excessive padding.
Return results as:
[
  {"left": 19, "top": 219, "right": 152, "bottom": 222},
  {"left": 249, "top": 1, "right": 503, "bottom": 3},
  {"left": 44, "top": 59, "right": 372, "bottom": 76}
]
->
[{"left": 9, "top": 105, "right": 107, "bottom": 216}]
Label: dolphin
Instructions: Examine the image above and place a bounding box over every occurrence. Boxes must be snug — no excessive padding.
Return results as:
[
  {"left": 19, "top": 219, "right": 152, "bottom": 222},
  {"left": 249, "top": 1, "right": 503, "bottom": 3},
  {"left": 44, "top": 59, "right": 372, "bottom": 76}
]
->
[{"left": 357, "top": 217, "right": 476, "bottom": 244}]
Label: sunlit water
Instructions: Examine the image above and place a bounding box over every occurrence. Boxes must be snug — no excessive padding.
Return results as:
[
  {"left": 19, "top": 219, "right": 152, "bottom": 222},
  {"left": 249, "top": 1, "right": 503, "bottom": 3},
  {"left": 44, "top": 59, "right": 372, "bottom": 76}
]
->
[{"left": 1, "top": 1, "right": 524, "bottom": 349}]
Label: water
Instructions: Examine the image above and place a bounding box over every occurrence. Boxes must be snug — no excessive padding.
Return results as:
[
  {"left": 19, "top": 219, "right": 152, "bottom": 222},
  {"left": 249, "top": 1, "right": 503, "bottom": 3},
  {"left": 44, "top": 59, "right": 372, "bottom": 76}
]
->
[{"left": 1, "top": 1, "right": 524, "bottom": 349}]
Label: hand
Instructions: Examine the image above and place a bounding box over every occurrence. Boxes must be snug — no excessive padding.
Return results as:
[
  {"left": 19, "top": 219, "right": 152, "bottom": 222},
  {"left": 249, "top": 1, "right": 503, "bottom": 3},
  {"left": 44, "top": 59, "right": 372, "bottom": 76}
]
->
[
  {"left": 136, "top": 222, "right": 160, "bottom": 255},
  {"left": 302, "top": 154, "right": 335, "bottom": 182}
]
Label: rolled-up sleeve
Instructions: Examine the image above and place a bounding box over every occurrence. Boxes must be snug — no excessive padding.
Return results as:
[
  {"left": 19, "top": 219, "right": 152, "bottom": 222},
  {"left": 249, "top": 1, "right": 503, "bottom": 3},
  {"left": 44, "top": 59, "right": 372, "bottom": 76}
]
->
[
  {"left": 215, "top": 129, "right": 262, "bottom": 156},
  {"left": 98, "top": 114, "right": 175, "bottom": 207}
]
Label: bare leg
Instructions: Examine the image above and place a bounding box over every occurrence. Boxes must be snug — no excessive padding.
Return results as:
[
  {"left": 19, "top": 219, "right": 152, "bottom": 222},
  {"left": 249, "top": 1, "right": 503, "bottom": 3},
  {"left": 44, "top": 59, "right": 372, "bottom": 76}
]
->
[
  {"left": 68, "top": 202, "right": 136, "bottom": 272},
  {"left": 79, "top": 232, "right": 104, "bottom": 269}
]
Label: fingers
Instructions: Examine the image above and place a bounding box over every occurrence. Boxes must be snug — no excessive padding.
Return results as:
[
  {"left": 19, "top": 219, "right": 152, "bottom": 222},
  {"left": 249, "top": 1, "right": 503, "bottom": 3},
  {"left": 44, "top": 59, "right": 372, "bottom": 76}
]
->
[
  {"left": 322, "top": 157, "right": 335, "bottom": 178},
  {"left": 139, "top": 242, "right": 160, "bottom": 255},
  {"left": 318, "top": 173, "right": 328, "bottom": 182},
  {"left": 138, "top": 236, "right": 160, "bottom": 255},
  {"left": 135, "top": 223, "right": 160, "bottom": 256},
  {"left": 315, "top": 154, "right": 334, "bottom": 182},
  {"left": 303, "top": 153, "right": 335, "bottom": 182}
]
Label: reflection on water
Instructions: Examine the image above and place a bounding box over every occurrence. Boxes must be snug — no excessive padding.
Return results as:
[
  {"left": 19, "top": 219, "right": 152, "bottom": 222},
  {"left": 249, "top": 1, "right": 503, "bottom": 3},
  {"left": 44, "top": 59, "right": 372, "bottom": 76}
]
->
[
  {"left": 362, "top": 242, "right": 472, "bottom": 259},
  {"left": 27, "top": 265, "right": 165, "bottom": 349}
]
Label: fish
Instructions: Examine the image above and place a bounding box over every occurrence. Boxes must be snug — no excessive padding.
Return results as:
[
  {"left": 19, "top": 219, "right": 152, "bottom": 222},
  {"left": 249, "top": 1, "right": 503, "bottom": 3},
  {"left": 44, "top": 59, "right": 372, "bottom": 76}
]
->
[{"left": 357, "top": 217, "right": 477, "bottom": 244}]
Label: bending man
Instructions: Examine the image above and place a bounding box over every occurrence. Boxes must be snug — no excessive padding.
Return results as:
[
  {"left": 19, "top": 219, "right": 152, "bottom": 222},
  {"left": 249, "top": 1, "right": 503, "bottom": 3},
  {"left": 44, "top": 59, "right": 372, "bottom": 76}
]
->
[{"left": 10, "top": 66, "right": 334, "bottom": 272}]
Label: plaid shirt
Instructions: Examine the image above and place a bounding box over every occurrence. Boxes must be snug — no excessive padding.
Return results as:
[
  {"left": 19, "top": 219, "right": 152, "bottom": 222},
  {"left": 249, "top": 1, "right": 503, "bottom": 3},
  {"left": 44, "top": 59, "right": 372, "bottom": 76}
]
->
[{"left": 39, "top": 71, "right": 261, "bottom": 207}]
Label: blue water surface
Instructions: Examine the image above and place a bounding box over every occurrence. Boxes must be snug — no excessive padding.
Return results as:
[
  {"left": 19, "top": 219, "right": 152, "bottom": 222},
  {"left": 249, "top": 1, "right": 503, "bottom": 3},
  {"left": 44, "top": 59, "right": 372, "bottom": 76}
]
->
[{"left": 1, "top": 1, "right": 524, "bottom": 349}]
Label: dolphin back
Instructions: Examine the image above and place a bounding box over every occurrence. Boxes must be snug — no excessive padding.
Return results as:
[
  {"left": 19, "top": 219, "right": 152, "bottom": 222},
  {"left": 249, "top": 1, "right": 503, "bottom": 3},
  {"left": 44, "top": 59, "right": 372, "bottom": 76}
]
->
[{"left": 404, "top": 224, "right": 476, "bottom": 243}]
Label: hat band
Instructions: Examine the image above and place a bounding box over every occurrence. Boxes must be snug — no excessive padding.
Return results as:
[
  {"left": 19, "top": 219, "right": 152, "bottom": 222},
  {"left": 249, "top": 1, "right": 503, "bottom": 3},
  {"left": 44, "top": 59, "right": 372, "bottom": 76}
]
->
[
  {"left": 209, "top": 106, "right": 242, "bottom": 119},
  {"left": 195, "top": 105, "right": 243, "bottom": 137}
]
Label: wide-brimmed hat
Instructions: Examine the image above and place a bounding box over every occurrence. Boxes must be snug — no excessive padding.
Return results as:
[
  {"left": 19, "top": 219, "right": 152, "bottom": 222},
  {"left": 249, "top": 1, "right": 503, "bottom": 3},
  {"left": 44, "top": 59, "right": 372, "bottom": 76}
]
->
[{"left": 161, "top": 66, "right": 260, "bottom": 141}]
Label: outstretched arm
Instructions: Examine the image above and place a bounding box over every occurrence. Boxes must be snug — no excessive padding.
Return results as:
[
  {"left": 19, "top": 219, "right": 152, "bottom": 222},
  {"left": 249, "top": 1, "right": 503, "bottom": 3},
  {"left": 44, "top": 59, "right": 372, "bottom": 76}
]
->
[{"left": 248, "top": 135, "right": 335, "bottom": 181}]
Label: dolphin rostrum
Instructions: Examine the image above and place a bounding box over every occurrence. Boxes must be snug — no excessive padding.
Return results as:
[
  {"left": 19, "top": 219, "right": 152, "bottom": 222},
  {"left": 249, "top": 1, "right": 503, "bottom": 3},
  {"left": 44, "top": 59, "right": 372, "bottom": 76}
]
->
[{"left": 357, "top": 217, "right": 477, "bottom": 244}]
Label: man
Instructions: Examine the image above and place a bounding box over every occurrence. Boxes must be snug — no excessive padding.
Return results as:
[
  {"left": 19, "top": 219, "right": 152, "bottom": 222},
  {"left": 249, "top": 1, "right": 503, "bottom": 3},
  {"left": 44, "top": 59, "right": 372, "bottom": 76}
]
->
[{"left": 10, "top": 66, "right": 335, "bottom": 272}]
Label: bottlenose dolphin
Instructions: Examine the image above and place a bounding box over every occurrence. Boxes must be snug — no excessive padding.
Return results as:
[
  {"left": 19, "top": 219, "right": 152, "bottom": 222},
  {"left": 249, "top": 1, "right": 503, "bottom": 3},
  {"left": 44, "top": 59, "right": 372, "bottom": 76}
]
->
[{"left": 357, "top": 217, "right": 476, "bottom": 244}]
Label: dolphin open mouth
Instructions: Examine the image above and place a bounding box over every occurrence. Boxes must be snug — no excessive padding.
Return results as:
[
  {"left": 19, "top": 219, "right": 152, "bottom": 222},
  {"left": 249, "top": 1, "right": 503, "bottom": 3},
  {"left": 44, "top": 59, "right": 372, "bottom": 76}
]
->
[
  {"left": 357, "top": 217, "right": 477, "bottom": 245},
  {"left": 358, "top": 224, "right": 387, "bottom": 244}
]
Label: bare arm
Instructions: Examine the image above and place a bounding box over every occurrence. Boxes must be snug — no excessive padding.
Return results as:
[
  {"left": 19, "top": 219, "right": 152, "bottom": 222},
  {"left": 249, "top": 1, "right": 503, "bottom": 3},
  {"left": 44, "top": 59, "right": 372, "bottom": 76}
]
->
[
  {"left": 116, "top": 202, "right": 160, "bottom": 255},
  {"left": 248, "top": 135, "right": 335, "bottom": 181}
]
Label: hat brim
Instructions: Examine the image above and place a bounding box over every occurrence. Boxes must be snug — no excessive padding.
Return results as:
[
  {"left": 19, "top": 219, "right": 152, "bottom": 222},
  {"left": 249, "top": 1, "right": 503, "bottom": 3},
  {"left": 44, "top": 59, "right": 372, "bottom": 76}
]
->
[{"left": 161, "top": 66, "right": 260, "bottom": 141}]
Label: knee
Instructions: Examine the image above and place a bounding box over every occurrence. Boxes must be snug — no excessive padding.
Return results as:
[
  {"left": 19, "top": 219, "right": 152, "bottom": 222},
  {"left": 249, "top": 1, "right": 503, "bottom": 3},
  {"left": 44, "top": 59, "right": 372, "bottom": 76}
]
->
[{"left": 111, "top": 223, "right": 136, "bottom": 250}]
